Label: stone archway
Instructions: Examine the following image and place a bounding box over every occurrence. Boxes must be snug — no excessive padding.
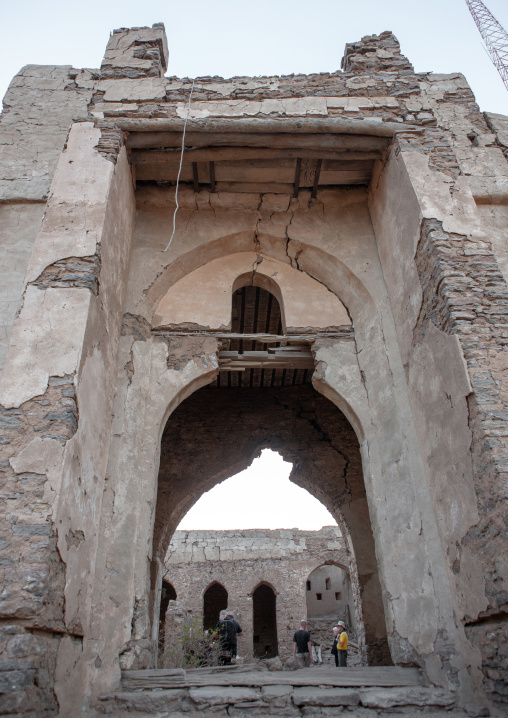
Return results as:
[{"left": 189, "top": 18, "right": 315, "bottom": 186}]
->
[
  {"left": 252, "top": 583, "right": 278, "bottom": 658},
  {"left": 154, "top": 383, "right": 390, "bottom": 665},
  {"left": 91, "top": 236, "right": 474, "bottom": 701}
]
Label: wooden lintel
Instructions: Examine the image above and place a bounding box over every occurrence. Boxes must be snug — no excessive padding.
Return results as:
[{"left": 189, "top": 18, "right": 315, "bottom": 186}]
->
[
  {"left": 152, "top": 330, "right": 353, "bottom": 343},
  {"left": 293, "top": 158, "right": 302, "bottom": 199},
  {"left": 126, "top": 131, "right": 390, "bottom": 152},
  {"left": 219, "top": 353, "right": 315, "bottom": 370},
  {"left": 192, "top": 162, "right": 200, "bottom": 193},
  {"left": 311, "top": 158, "right": 323, "bottom": 199},
  {"left": 111, "top": 116, "right": 419, "bottom": 137},
  {"left": 209, "top": 161, "right": 216, "bottom": 192},
  {"left": 129, "top": 147, "right": 384, "bottom": 162}
]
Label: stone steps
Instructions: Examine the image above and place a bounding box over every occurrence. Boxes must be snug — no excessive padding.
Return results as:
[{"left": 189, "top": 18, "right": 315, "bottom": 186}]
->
[
  {"left": 95, "top": 665, "right": 473, "bottom": 716},
  {"left": 120, "top": 665, "right": 422, "bottom": 690}
]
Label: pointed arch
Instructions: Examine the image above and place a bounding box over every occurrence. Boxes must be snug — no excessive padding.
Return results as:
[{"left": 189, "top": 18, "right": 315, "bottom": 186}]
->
[
  {"left": 252, "top": 583, "right": 278, "bottom": 658},
  {"left": 203, "top": 581, "right": 228, "bottom": 631}
]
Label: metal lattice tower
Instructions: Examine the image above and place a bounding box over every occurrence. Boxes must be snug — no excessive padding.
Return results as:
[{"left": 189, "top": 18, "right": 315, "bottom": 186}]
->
[{"left": 466, "top": 1, "right": 508, "bottom": 90}]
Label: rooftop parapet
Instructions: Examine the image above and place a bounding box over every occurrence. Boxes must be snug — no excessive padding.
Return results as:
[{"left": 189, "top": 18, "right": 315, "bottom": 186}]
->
[
  {"left": 100, "top": 22, "right": 168, "bottom": 79},
  {"left": 341, "top": 31, "right": 414, "bottom": 74}
]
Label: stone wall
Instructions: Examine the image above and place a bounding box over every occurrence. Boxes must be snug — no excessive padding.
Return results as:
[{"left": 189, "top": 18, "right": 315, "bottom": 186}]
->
[
  {"left": 162, "top": 527, "right": 357, "bottom": 665},
  {"left": 0, "top": 21, "right": 507, "bottom": 716}
]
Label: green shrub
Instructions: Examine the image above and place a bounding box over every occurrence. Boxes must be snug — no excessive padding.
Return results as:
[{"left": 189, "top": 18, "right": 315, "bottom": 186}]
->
[{"left": 164, "top": 617, "right": 222, "bottom": 668}]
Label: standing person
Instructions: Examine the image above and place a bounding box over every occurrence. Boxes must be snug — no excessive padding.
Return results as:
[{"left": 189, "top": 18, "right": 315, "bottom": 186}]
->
[
  {"left": 216, "top": 612, "right": 243, "bottom": 665},
  {"left": 331, "top": 625, "right": 340, "bottom": 667},
  {"left": 293, "top": 619, "right": 312, "bottom": 667},
  {"left": 336, "top": 620, "right": 348, "bottom": 667}
]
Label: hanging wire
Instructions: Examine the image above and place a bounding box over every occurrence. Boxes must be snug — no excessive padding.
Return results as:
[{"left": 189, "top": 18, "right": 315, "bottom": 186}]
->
[{"left": 163, "top": 78, "right": 196, "bottom": 252}]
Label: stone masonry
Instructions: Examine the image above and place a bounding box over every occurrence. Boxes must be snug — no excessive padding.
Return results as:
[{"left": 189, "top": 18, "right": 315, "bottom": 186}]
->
[
  {"left": 162, "top": 527, "right": 358, "bottom": 666},
  {"left": 0, "top": 22, "right": 508, "bottom": 718}
]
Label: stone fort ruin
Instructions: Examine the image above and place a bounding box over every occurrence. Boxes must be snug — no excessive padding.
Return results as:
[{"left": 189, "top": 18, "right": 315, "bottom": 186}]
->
[
  {"left": 160, "top": 527, "right": 358, "bottom": 666},
  {"left": 1, "top": 21, "right": 508, "bottom": 717}
]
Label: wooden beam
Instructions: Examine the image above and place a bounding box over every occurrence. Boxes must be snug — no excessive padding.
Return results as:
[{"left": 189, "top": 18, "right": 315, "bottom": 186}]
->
[
  {"left": 311, "top": 158, "right": 322, "bottom": 199},
  {"left": 109, "top": 116, "right": 419, "bottom": 137},
  {"left": 293, "top": 158, "right": 302, "bottom": 198},
  {"left": 128, "top": 147, "right": 384, "bottom": 161},
  {"left": 126, "top": 131, "right": 390, "bottom": 151},
  {"left": 209, "top": 181, "right": 296, "bottom": 194},
  {"left": 219, "top": 350, "right": 314, "bottom": 370},
  {"left": 209, "top": 161, "right": 216, "bottom": 192},
  {"left": 192, "top": 162, "right": 199, "bottom": 193},
  {"left": 134, "top": 169, "right": 371, "bottom": 188},
  {"left": 152, "top": 330, "right": 354, "bottom": 342}
]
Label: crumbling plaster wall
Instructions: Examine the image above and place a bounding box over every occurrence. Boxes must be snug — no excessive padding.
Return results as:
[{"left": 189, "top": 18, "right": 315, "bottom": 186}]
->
[
  {"left": 0, "top": 122, "right": 135, "bottom": 715},
  {"left": 0, "top": 65, "right": 97, "bottom": 378},
  {"left": 87, "top": 28, "right": 508, "bottom": 706},
  {"left": 90, "top": 174, "right": 480, "bottom": 706},
  {"left": 369, "top": 113, "right": 508, "bottom": 709},
  {"left": 0, "top": 21, "right": 507, "bottom": 714},
  {"left": 163, "top": 528, "right": 354, "bottom": 662}
]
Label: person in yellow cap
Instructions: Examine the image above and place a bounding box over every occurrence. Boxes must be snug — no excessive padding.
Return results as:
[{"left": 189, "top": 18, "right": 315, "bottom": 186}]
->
[{"left": 336, "top": 621, "right": 348, "bottom": 667}]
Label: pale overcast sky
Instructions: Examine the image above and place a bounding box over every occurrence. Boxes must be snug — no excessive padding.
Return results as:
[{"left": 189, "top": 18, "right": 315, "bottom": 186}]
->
[
  {"left": 2, "top": 0, "right": 507, "bottom": 530},
  {"left": 1, "top": 0, "right": 508, "bottom": 114},
  {"left": 177, "top": 450, "right": 337, "bottom": 531}
]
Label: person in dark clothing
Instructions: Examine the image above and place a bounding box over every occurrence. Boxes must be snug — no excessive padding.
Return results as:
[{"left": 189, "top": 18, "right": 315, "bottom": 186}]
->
[
  {"left": 293, "top": 619, "right": 312, "bottom": 667},
  {"left": 331, "top": 625, "right": 340, "bottom": 667},
  {"left": 216, "top": 612, "right": 243, "bottom": 665}
]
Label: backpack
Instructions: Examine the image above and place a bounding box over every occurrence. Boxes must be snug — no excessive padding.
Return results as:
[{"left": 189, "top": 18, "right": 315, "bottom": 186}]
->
[{"left": 217, "top": 618, "right": 236, "bottom": 645}]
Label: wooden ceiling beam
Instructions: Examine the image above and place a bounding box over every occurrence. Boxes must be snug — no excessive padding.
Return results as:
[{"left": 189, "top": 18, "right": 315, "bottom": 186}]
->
[
  {"left": 311, "top": 159, "right": 322, "bottom": 199},
  {"left": 293, "top": 158, "right": 302, "bottom": 199},
  {"left": 126, "top": 131, "right": 389, "bottom": 151},
  {"left": 129, "top": 147, "right": 383, "bottom": 162},
  {"left": 114, "top": 116, "right": 417, "bottom": 136},
  {"left": 192, "top": 162, "right": 199, "bottom": 193}
]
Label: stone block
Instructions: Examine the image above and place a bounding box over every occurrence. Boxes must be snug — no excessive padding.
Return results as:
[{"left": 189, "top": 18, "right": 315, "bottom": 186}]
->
[
  {"left": 292, "top": 687, "right": 360, "bottom": 706},
  {"left": 190, "top": 686, "right": 260, "bottom": 705},
  {"left": 113, "top": 689, "right": 187, "bottom": 711},
  {"left": 359, "top": 686, "right": 456, "bottom": 708},
  {"left": 0, "top": 666, "right": 35, "bottom": 692},
  {"left": 261, "top": 684, "right": 293, "bottom": 700}
]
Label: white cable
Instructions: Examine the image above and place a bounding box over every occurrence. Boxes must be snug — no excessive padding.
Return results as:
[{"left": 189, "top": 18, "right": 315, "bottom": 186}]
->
[{"left": 163, "top": 78, "right": 195, "bottom": 252}]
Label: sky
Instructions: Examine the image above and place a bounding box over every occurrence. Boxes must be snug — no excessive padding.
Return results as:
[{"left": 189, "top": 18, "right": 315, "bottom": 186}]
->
[
  {"left": 1, "top": 0, "right": 508, "bottom": 115},
  {"left": 1, "top": 0, "right": 507, "bottom": 529},
  {"left": 177, "top": 449, "right": 337, "bottom": 531}
]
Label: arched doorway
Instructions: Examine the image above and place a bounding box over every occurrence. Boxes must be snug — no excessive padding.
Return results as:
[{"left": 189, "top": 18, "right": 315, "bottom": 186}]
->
[
  {"left": 153, "top": 382, "right": 390, "bottom": 665},
  {"left": 150, "top": 264, "right": 389, "bottom": 664},
  {"left": 95, "top": 237, "right": 472, "bottom": 695},
  {"left": 252, "top": 583, "right": 278, "bottom": 658},
  {"left": 203, "top": 582, "right": 228, "bottom": 631}
]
